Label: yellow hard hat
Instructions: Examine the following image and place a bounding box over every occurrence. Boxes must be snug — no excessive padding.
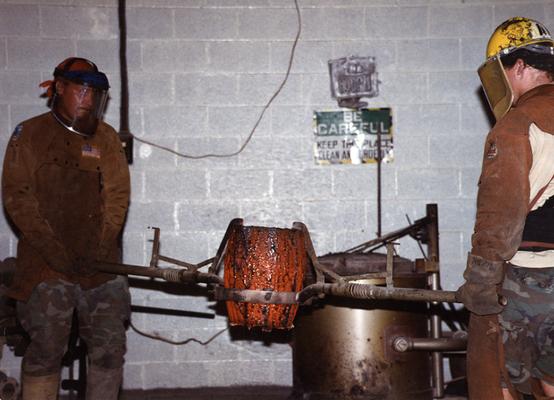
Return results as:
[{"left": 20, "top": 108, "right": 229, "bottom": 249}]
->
[{"left": 486, "top": 17, "right": 554, "bottom": 60}]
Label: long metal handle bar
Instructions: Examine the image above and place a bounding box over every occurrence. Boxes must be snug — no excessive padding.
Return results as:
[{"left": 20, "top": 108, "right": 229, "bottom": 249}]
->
[
  {"left": 93, "top": 262, "right": 223, "bottom": 285},
  {"left": 297, "top": 282, "right": 458, "bottom": 304},
  {"left": 345, "top": 216, "right": 429, "bottom": 253}
]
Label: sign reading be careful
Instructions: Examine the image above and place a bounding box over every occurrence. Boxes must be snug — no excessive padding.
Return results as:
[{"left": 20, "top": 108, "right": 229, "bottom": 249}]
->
[{"left": 313, "top": 108, "right": 393, "bottom": 165}]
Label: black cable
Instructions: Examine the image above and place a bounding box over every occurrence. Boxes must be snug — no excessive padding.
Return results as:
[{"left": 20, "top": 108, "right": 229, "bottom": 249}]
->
[
  {"left": 129, "top": 320, "right": 228, "bottom": 345},
  {"left": 132, "top": 0, "right": 302, "bottom": 159}
]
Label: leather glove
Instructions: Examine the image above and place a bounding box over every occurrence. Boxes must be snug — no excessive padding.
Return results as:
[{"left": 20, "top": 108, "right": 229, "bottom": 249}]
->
[{"left": 456, "top": 253, "right": 505, "bottom": 315}]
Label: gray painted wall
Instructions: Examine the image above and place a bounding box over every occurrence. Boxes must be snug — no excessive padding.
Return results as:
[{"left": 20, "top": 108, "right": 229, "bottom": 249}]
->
[{"left": 0, "top": 0, "right": 552, "bottom": 390}]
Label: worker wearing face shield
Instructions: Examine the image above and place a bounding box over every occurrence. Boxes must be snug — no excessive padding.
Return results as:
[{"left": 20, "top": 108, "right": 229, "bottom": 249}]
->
[
  {"left": 1, "top": 58, "right": 131, "bottom": 400},
  {"left": 456, "top": 17, "right": 554, "bottom": 400}
]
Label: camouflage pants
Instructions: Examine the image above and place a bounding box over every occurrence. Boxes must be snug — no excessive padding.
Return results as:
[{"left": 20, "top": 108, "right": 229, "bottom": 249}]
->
[
  {"left": 499, "top": 264, "right": 554, "bottom": 392},
  {"left": 17, "top": 276, "right": 130, "bottom": 376}
]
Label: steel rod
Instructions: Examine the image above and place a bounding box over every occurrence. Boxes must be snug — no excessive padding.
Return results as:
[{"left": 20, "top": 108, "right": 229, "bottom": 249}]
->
[
  {"left": 298, "top": 282, "right": 459, "bottom": 304},
  {"left": 392, "top": 337, "right": 467, "bottom": 352},
  {"left": 93, "top": 262, "right": 223, "bottom": 285}
]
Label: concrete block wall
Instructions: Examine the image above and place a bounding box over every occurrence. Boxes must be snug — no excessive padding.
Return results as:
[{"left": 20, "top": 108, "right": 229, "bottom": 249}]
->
[{"left": 0, "top": 0, "right": 552, "bottom": 390}]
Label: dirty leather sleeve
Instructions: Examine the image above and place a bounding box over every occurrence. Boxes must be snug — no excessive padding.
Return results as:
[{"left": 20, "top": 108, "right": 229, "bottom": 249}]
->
[
  {"left": 97, "top": 128, "right": 130, "bottom": 261},
  {"left": 471, "top": 108, "right": 533, "bottom": 262},
  {"left": 1, "top": 130, "right": 71, "bottom": 272}
]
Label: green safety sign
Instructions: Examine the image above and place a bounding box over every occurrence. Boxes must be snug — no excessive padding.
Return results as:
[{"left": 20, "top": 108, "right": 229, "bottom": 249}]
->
[{"left": 313, "top": 108, "right": 393, "bottom": 165}]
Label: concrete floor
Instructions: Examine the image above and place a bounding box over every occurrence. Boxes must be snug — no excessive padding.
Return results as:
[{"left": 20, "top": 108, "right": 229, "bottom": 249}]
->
[{"left": 59, "top": 387, "right": 469, "bottom": 400}]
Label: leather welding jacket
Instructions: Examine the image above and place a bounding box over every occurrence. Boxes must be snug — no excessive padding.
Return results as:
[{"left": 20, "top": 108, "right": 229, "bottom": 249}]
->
[
  {"left": 2, "top": 112, "right": 130, "bottom": 302},
  {"left": 468, "top": 84, "right": 554, "bottom": 400}
]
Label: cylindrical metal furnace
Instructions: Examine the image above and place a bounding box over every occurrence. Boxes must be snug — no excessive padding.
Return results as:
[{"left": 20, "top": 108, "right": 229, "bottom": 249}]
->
[{"left": 292, "top": 252, "right": 432, "bottom": 400}]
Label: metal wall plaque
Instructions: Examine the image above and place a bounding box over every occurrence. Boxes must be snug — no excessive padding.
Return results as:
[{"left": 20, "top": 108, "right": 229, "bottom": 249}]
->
[
  {"left": 328, "top": 56, "right": 379, "bottom": 109},
  {"left": 313, "top": 108, "right": 393, "bottom": 165}
]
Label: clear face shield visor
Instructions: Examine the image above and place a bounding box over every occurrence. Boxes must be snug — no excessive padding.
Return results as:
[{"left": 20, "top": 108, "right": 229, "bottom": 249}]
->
[
  {"left": 477, "top": 55, "right": 514, "bottom": 121},
  {"left": 52, "top": 79, "right": 109, "bottom": 137}
]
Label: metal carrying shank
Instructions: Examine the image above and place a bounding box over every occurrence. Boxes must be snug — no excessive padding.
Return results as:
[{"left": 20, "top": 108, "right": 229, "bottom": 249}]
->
[{"left": 93, "top": 261, "right": 223, "bottom": 285}]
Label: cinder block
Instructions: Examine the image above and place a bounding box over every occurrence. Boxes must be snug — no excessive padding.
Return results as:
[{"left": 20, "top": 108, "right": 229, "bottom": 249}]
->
[
  {"left": 175, "top": 73, "right": 237, "bottom": 106},
  {"left": 0, "top": 39, "right": 5, "bottom": 70},
  {"left": 207, "top": 0, "right": 270, "bottom": 5},
  {"left": 437, "top": 199, "right": 477, "bottom": 231},
  {"left": 145, "top": 169, "right": 207, "bottom": 202},
  {"left": 208, "top": 42, "right": 270, "bottom": 73},
  {"left": 398, "top": 39, "right": 460, "bottom": 71},
  {"left": 175, "top": 8, "right": 237, "bottom": 39},
  {"left": 128, "top": 72, "right": 174, "bottom": 107},
  {"left": 301, "top": 7, "right": 365, "bottom": 40},
  {"left": 271, "top": 105, "right": 313, "bottom": 137},
  {"left": 237, "top": 135, "right": 307, "bottom": 170},
  {"left": 122, "top": 363, "right": 143, "bottom": 390},
  {"left": 7, "top": 38, "right": 75, "bottom": 71},
  {"left": 239, "top": 199, "right": 304, "bottom": 227},
  {"left": 177, "top": 200, "right": 240, "bottom": 231},
  {"left": 157, "top": 231, "right": 210, "bottom": 262},
  {"left": 460, "top": 167, "right": 481, "bottom": 199},
  {"left": 378, "top": 71, "right": 427, "bottom": 105},
  {"left": 0, "top": 5, "right": 39, "bottom": 36},
  {"left": 0, "top": 71, "right": 43, "bottom": 105},
  {"left": 126, "top": 330, "right": 176, "bottom": 363},
  {"left": 428, "top": 71, "right": 481, "bottom": 104},
  {"left": 77, "top": 39, "right": 142, "bottom": 73},
  {"left": 493, "top": 4, "right": 545, "bottom": 27},
  {"left": 174, "top": 328, "right": 241, "bottom": 362},
  {"left": 461, "top": 37, "right": 488, "bottom": 71},
  {"left": 461, "top": 103, "right": 493, "bottom": 135},
  {"left": 365, "top": 6, "right": 427, "bottom": 39},
  {"left": 393, "top": 134, "right": 429, "bottom": 168},
  {"left": 210, "top": 169, "right": 272, "bottom": 199},
  {"left": 143, "top": 105, "right": 207, "bottom": 138},
  {"left": 125, "top": 201, "right": 176, "bottom": 233},
  {"left": 440, "top": 262, "right": 466, "bottom": 291},
  {"left": 0, "top": 233, "right": 12, "bottom": 260},
  {"left": 429, "top": 5, "right": 492, "bottom": 37},
  {"left": 304, "top": 199, "right": 366, "bottom": 232},
  {"left": 335, "top": 229, "right": 376, "bottom": 253},
  {"left": 439, "top": 230, "right": 464, "bottom": 263},
  {"left": 301, "top": 229, "right": 334, "bottom": 255},
  {"left": 395, "top": 104, "right": 460, "bottom": 136},
  {"left": 237, "top": 73, "right": 302, "bottom": 105},
  {"left": 332, "top": 39, "right": 397, "bottom": 72},
  {"left": 238, "top": 7, "right": 301, "bottom": 40},
  {"left": 273, "top": 168, "right": 332, "bottom": 201},
  {"left": 122, "top": 231, "right": 146, "bottom": 266},
  {"left": 143, "top": 41, "right": 208, "bottom": 73},
  {"left": 236, "top": 340, "right": 291, "bottom": 360},
  {"left": 175, "top": 137, "right": 241, "bottom": 169},
  {"left": 131, "top": 137, "right": 179, "bottom": 170},
  {"left": 333, "top": 166, "right": 396, "bottom": 200},
  {"left": 429, "top": 135, "right": 484, "bottom": 167},
  {"left": 397, "top": 168, "right": 458, "bottom": 199},
  {"left": 127, "top": 7, "right": 173, "bottom": 39},
  {"left": 273, "top": 359, "right": 293, "bottom": 386},
  {"left": 142, "top": 361, "right": 209, "bottom": 388},
  {"left": 302, "top": 73, "right": 336, "bottom": 106},
  {"left": 208, "top": 106, "right": 271, "bottom": 139},
  {"left": 271, "top": 41, "right": 332, "bottom": 74},
  {"left": 41, "top": 6, "right": 117, "bottom": 39},
  {"left": 206, "top": 360, "right": 276, "bottom": 386},
  {"left": 144, "top": 296, "right": 217, "bottom": 329}
]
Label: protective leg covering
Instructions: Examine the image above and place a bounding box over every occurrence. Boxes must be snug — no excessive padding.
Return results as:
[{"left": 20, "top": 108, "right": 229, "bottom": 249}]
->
[
  {"left": 467, "top": 314, "right": 505, "bottom": 400},
  {"left": 21, "top": 373, "right": 59, "bottom": 400},
  {"left": 85, "top": 365, "right": 122, "bottom": 400}
]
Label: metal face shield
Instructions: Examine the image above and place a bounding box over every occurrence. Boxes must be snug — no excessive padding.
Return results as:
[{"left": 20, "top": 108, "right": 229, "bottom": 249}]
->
[
  {"left": 478, "top": 56, "right": 514, "bottom": 121},
  {"left": 53, "top": 81, "right": 109, "bottom": 137}
]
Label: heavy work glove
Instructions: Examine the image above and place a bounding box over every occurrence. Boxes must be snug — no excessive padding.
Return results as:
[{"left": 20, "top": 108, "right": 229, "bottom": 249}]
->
[{"left": 456, "top": 253, "right": 505, "bottom": 316}]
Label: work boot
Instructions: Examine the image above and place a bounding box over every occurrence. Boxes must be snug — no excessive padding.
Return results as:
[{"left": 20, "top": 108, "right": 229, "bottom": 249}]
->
[
  {"left": 85, "top": 365, "right": 123, "bottom": 400},
  {"left": 21, "top": 373, "right": 59, "bottom": 400}
]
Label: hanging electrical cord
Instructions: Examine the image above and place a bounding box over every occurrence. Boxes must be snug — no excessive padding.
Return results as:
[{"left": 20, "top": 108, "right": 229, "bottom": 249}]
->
[
  {"left": 129, "top": 0, "right": 301, "bottom": 159},
  {"left": 129, "top": 319, "right": 228, "bottom": 345}
]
